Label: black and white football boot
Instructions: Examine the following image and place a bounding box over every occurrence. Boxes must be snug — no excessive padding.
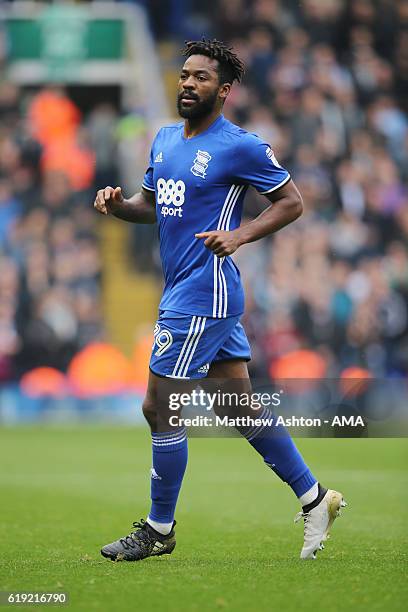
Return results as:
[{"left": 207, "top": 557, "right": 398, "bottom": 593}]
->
[{"left": 101, "top": 519, "right": 176, "bottom": 562}]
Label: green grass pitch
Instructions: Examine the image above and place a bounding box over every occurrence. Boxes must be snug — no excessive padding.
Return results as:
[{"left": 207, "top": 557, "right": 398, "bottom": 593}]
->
[{"left": 0, "top": 427, "right": 407, "bottom": 611}]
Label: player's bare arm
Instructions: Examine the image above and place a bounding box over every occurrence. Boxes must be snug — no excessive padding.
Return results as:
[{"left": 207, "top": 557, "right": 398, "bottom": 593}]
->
[
  {"left": 195, "top": 179, "right": 302, "bottom": 257},
  {"left": 93, "top": 185, "right": 156, "bottom": 223}
]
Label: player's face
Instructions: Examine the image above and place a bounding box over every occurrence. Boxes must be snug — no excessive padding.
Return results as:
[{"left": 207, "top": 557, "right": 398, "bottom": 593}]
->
[{"left": 177, "top": 55, "right": 225, "bottom": 120}]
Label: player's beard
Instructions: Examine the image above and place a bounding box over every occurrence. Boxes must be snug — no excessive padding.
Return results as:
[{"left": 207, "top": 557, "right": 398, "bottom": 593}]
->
[{"left": 177, "top": 89, "right": 219, "bottom": 120}]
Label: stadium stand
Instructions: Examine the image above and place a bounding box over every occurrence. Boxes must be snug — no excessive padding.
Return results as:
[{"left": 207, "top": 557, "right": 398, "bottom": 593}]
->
[{"left": 0, "top": 0, "right": 407, "bottom": 396}]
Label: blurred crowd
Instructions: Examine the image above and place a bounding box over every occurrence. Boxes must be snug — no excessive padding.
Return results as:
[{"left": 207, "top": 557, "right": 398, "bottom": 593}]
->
[
  {"left": 219, "top": 0, "right": 408, "bottom": 377},
  {"left": 146, "top": 0, "right": 408, "bottom": 377},
  {"left": 1, "top": 0, "right": 408, "bottom": 385},
  {"left": 0, "top": 84, "right": 109, "bottom": 382}
]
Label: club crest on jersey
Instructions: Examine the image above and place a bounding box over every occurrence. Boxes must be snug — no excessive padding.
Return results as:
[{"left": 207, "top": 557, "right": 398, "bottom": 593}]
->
[{"left": 191, "top": 150, "right": 212, "bottom": 179}]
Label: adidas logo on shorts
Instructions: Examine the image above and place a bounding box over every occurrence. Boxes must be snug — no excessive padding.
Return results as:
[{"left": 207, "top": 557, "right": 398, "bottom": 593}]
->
[{"left": 197, "top": 363, "right": 210, "bottom": 375}]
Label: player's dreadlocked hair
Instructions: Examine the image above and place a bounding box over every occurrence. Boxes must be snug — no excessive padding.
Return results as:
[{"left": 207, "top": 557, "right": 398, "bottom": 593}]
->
[{"left": 181, "top": 39, "right": 245, "bottom": 85}]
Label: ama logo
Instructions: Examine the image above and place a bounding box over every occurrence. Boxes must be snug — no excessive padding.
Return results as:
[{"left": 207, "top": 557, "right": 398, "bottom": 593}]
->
[{"left": 191, "top": 150, "right": 212, "bottom": 179}]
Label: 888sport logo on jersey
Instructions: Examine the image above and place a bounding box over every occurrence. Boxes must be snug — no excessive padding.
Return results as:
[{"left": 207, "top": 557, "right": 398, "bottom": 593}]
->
[{"left": 157, "top": 178, "right": 186, "bottom": 218}]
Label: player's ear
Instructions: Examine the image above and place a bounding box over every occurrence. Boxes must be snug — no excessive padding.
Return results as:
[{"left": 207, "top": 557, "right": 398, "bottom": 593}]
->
[{"left": 219, "top": 83, "right": 231, "bottom": 102}]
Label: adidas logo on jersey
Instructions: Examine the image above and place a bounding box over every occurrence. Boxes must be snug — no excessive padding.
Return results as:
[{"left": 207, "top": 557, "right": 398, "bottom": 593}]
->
[
  {"left": 197, "top": 363, "right": 210, "bottom": 375},
  {"left": 265, "top": 146, "right": 282, "bottom": 168},
  {"left": 154, "top": 152, "right": 163, "bottom": 163}
]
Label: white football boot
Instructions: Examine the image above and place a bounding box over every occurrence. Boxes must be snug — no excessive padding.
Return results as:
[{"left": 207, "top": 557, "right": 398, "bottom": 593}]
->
[{"left": 294, "top": 489, "right": 347, "bottom": 559}]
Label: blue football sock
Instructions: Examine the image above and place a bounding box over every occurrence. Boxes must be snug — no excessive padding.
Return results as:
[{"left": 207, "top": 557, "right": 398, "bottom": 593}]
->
[
  {"left": 149, "top": 427, "right": 188, "bottom": 524},
  {"left": 243, "top": 408, "right": 317, "bottom": 497}
]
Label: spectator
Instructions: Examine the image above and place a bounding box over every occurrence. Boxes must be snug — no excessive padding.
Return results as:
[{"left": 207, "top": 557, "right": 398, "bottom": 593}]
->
[
  {"left": 2, "top": 0, "right": 407, "bottom": 383},
  {"left": 0, "top": 84, "right": 106, "bottom": 382}
]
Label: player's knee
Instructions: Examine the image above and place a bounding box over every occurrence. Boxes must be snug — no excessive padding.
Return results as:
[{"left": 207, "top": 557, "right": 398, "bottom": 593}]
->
[{"left": 142, "top": 397, "right": 157, "bottom": 429}]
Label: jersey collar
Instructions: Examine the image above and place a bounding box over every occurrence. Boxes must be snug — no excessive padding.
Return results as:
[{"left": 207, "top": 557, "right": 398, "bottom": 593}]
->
[{"left": 181, "top": 114, "right": 224, "bottom": 142}]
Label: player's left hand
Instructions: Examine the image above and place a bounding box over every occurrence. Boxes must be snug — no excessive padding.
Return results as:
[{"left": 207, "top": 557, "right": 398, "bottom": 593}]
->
[{"left": 195, "top": 230, "right": 241, "bottom": 257}]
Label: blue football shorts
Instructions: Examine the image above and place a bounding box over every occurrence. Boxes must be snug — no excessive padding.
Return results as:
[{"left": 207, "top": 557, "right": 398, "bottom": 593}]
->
[{"left": 149, "top": 310, "right": 251, "bottom": 379}]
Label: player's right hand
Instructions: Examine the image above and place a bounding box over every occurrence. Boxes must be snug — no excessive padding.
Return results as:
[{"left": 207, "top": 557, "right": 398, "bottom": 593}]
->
[{"left": 93, "top": 186, "right": 124, "bottom": 215}]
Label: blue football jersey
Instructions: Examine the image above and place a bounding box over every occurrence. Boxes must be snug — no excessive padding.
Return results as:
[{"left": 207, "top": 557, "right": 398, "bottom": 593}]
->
[{"left": 142, "top": 114, "right": 290, "bottom": 318}]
